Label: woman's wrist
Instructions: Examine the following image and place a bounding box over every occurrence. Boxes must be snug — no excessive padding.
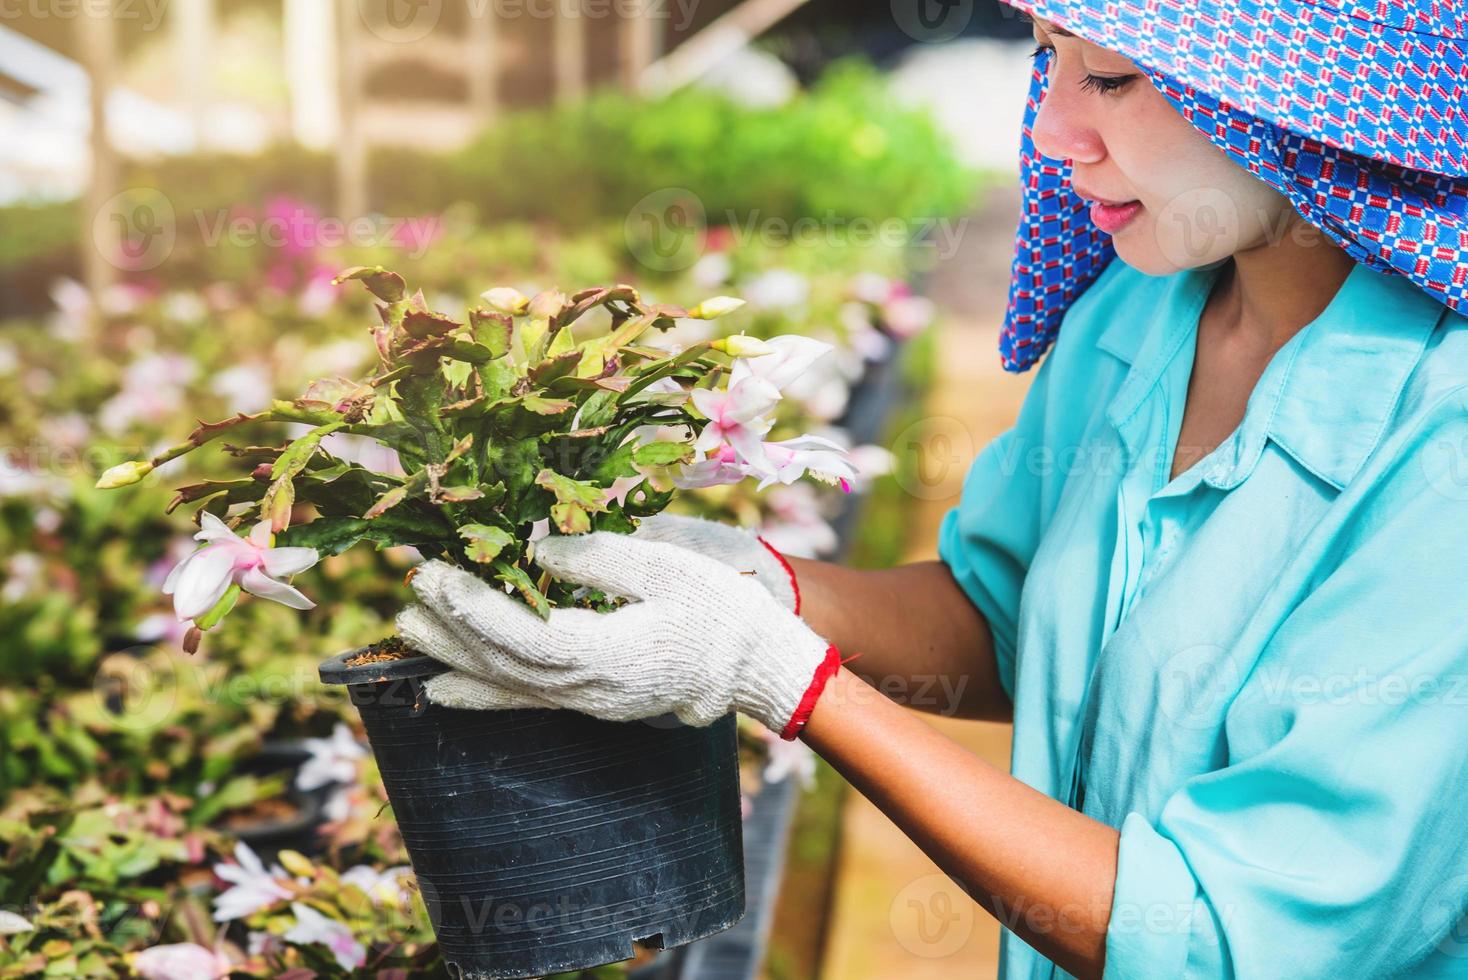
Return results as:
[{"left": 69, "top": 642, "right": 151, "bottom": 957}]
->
[{"left": 785, "top": 556, "right": 846, "bottom": 641}]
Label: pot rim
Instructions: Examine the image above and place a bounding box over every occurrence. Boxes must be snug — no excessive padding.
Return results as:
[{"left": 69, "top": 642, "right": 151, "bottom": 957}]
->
[{"left": 318, "top": 647, "right": 451, "bottom": 686}]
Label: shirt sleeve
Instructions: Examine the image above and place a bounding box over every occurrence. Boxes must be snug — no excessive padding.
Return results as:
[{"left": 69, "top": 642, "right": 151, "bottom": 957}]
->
[
  {"left": 936, "top": 351, "right": 1056, "bottom": 701},
  {"left": 1103, "top": 399, "right": 1468, "bottom": 978}
]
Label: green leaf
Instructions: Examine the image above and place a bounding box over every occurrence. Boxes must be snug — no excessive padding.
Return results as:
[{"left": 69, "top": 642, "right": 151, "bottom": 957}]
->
[
  {"left": 332, "top": 265, "right": 406, "bottom": 302},
  {"left": 534, "top": 469, "right": 608, "bottom": 511},
  {"left": 550, "top": 502, "right": 591, "bottom": 534},
  {"left": 477, "top": 358, "right": 519, "bottom": 402},
  {"left": 403, "top": 308, "right": 461, "bottom": 339},
  {"left": 520, "top": 395, "right": 575, "bottom": 416},
  {"left": 470, "top": 308, "right": 514, "bottom": 358},
  {"left": 632, "top": 441, "right": 695, "bottom": 466},
  {"left": 262, "top": 421, "right": 346, "bottom": 531},
  {"left": 440, "top": 341, "right": 497, "bottom": 364},
  {"left": 494, "top": 561, "right": 551, "bottom": 619},
  {"left": 459, "top": 524, "right": 514, "bottom": 564},
  {"left": 529, "top": 349, "right": 583, "bottom": 385},
  {"left": 276, "top": 517, "right": 373, "bottom": 556}
]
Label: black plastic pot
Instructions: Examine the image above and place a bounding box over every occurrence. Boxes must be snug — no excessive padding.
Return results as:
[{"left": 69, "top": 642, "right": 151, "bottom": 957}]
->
[{"left": 319, "top": 650, "right": 746, "bottom": 980}]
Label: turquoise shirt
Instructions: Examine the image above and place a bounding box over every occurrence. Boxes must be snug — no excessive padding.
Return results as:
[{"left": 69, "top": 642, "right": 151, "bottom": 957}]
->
[{"left": 938, "top": 257, "right": 1468, "bottom": 979}]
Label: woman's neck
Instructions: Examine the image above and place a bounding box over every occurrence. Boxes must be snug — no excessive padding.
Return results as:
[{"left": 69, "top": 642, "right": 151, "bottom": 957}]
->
[{"left": 1209, "top": 219, "right": 1358, "bottom": 352}]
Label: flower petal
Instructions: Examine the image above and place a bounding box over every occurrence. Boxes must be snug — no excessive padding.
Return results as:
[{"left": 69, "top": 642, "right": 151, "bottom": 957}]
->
[
  {"left": 194, "top": 511, "right": 234, "bottom": 542},
  {"left": 248, "top": 521, "right": 273, "bottom": 549},
  {"left": 171, "top": 545, "right": 236, "bottom": 621},
  {"left": 239, "top": 567, "right": 316, "bottom": 610},
  {"left": 260, "top": 547, "right": 319, "bottom": 578}
]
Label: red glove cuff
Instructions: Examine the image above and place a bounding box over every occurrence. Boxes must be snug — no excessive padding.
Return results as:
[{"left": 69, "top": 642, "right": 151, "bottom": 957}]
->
[
  {"left": 779, "top": 643, "right": 842, "bottom": 741},
  {"left": 755, "top": 535, "right": 801, "bottom": 616}
]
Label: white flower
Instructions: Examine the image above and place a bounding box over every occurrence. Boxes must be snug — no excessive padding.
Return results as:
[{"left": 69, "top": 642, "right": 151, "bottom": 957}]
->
[
  {"left": 212, "top": 842, "right": 293, "bottom": 922},
  {"left": 296, "top": 722, "right": 367, "bottom": 792},
  {"left": 761, "top": 730, "right": 818, "bottom": 788},
  {"left": 741, "top": 269, "right": 808, "bottom": 310},
  {"left": 162, "top": 513, "right": 319, "bottom": 623},
  {"left": 210, "top": 363, "right": 274, "bottom": 414},
  {"left": 340, "top": 865, "right": 413, "bottom": 905},
  {"left": 0, "top": 911, "right": 33, "bottom": 935},
  {"left": 284, "top": 902, "right": 366, "bottom": 972},
  {"left": 690, "top": 252, "right": 732, "bottom": 289},
  {"left": 757, "top": 484, "right": 838, "bottom": 558},
  {"left": 133, "top": 943, "right": 232, "bottom": 980}
]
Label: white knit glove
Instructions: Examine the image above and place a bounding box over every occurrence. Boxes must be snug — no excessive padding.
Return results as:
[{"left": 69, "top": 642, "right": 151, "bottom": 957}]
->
[
  {"left": 395, "top": 533, "right": 840, "bottom": 738},
  {"left": 630, "top": 513, "right": 800, "bottom": 613}
]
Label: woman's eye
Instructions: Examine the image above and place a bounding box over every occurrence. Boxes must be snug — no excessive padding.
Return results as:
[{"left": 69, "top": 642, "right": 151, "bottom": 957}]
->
[
  {"left": 1029, "top": 42, "right": 1054, "bottom": 60},
  {"left": 1078, "top": 73, "right": 1134, "bottom": 97}
]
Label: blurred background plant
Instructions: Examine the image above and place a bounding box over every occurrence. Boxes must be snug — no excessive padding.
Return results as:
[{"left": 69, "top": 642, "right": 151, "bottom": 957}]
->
[{"left": 0, "top": 1, "right": 1014, "bottom": 975}]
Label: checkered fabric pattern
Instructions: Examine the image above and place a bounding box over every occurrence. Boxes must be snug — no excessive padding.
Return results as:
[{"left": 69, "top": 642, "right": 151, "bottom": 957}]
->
[{"left": 1000, "top": 0, "right": 1468, "bottom": 372}]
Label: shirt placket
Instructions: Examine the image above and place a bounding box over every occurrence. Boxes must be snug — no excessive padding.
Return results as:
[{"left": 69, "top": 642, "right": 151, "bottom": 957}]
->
[{"left": 1067, "top": 369, "right": 1199, "bottom": 811}]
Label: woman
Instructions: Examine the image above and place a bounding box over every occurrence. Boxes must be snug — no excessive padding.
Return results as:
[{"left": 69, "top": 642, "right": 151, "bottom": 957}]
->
[{"left": 396, "top": 1, "right": 1468, "bottom": 976}]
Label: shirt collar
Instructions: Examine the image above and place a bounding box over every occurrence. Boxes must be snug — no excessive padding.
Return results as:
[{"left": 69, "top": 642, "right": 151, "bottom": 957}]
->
[{"left": 1101, "top": 259, "right": 1445, "bottom": 492}]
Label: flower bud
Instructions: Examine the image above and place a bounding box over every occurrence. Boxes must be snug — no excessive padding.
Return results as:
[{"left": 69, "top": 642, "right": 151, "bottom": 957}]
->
[
  {"left": 687, "top": 296, "right": 746, "bottom": 320},
  {"left": 96, "top": 460, "right": 153, "bottom": 489},
  {"left": 709, "top": 334, "right": 773, "bottom": 357},
  {"left": 480, "top": 287, "right": 530, "bottom": 315}
]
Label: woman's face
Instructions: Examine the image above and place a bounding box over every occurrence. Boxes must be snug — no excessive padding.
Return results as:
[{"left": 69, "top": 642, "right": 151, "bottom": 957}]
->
[{"left": 1028, "top": 15, "right": 1299, "bottom": 274}]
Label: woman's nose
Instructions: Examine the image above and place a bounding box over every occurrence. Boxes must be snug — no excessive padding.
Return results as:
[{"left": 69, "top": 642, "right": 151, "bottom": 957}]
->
[{"left": 1030, "top": 71, "right": 1106, "bottom": 165}]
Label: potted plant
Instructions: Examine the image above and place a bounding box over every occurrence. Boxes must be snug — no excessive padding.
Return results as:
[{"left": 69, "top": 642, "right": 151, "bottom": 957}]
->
[{"left": 96, "top": 267, "right": 855, "bottom": 979}]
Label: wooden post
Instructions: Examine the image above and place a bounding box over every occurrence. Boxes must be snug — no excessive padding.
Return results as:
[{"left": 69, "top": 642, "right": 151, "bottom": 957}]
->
[
  {"left": 77, "top": 0, "right": 118, "bottom": 298},
  {"left": 466, "top": 0, "right": 499, "bottom": 124},
  {"left": 619, "top": 3, "right": 660, "bottom": 92},
  {"left": 336, "top": 0, "right": 368, "bottom": 219},
  {"left": 285, "top": 0, "right": 340, "bottom": 149},
  {"left": 553, "top": 0, "right": 586, "bottom": 103},
  {"left": 172, "top": 0, "right": 215, "bottom": 149}
]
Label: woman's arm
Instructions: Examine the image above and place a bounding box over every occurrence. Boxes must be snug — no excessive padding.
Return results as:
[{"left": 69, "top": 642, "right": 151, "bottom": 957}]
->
[
  {"left": 787, "top": 557, "right": 1013, "bottom": 722},
  {"left": 802, "top": 666, "right": 1118, "bottom": 979}
]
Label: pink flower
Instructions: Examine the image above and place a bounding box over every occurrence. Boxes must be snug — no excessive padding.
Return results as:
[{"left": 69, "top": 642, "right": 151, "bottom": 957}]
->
[
  {"left": 689, "top": 375, "right": 781, "bottom": 476},
  {"left": 675, "top": 436, "right": 857, "bottom": 493},
  {"left": 757, "top": 434, "right": 859, "bottom": 492},
  {"left": 284, "top": 903, "right": 366, "bottom": 972},
  {"left": 133, "top": 943, "right": 232, "bottom": 980},
  {"left": 212, "top": 842, "right": 294, "bottom": 922},
  {"left": 163, "top": 513, "right": 319, "bottom": 623}
]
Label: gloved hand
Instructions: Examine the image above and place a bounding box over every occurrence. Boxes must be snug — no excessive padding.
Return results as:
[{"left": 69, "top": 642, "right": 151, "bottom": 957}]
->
[
  {"left": 629, "top": 512, "right": 800, "bottom": 613},
  {"left": 395, "top": 532, "right": 841, "bottom": 739}
]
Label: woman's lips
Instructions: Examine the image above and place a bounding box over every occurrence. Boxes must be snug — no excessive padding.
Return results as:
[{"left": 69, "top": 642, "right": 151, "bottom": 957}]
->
[{"left": 1088, "top": 199, "right": 1143, "bottom": 234}]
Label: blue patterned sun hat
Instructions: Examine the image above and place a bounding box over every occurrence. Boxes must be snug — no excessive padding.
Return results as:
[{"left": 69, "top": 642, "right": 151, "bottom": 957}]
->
[{"left": 1000, "top": 0, "right": 1468, "bottom": 371}]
